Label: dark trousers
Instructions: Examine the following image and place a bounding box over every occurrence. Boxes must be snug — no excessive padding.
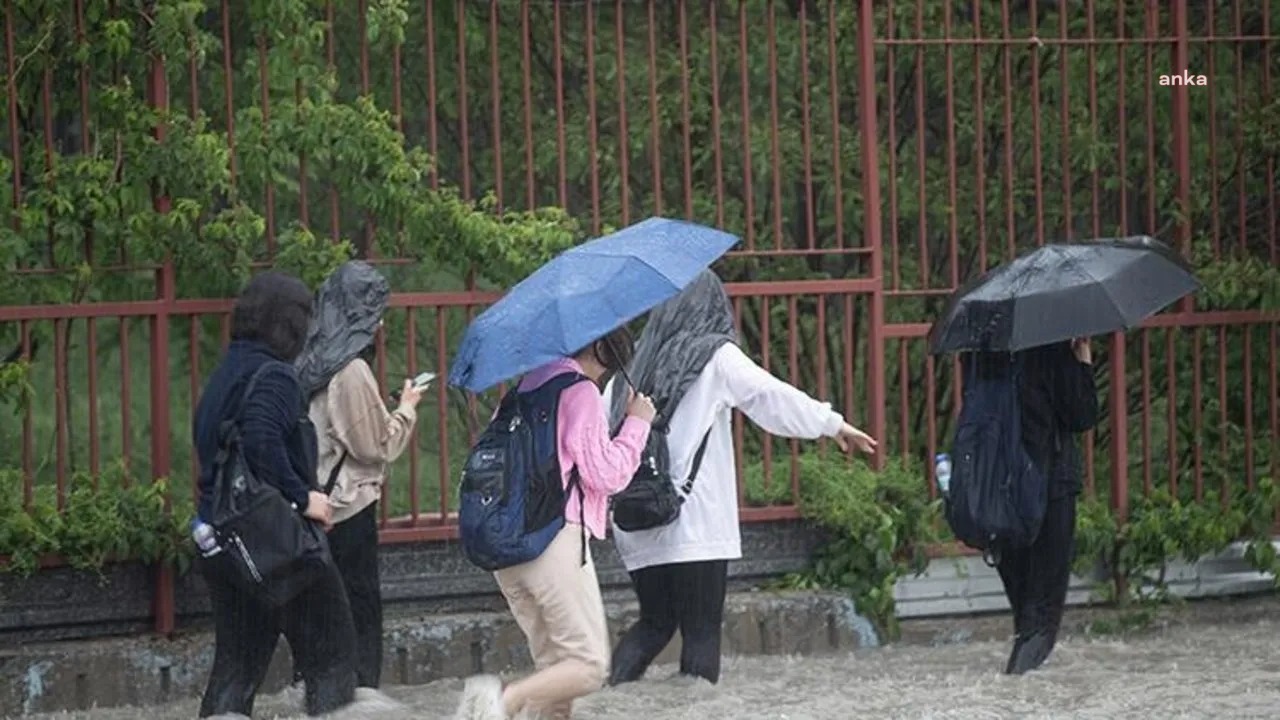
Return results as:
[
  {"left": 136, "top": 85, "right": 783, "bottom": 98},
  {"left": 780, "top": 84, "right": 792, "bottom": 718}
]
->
[
  {"left": 609, "top": 559, "right": 729, "bottom": 686},
  {"left": 198, "top": 552, "right": 357, "bottom": 717},
  {"left": 289, "top": 501, "right": 384, "bottom": 689},
  {"left": 996, "top": 492, "right": 1077, "bottom": 672},
  {"left": 329, "top": 500, "right": 384, "bottom": 688}
]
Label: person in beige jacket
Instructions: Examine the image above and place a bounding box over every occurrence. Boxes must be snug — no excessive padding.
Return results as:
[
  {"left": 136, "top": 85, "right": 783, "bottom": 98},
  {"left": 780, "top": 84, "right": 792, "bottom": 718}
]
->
[{"left": 294, "top": 261, "right": 425, "bottom": 689}]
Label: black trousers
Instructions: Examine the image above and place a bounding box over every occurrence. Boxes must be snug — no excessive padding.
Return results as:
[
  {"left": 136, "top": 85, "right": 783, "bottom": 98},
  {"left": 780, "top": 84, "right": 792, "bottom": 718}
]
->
[
  {"left": 288, "top": 500, "right": 384, "bottom": 689},
  {"left": 996, "top": 492, "right": 1077, "bottom": 666},
  {"left": 328, "top": 500, "right": 384, "bottom": 688},
  {"left": 198, "top": 551, "right": 357, "bottom": 717},
  {"left": 609, "top": 559, "right": 729, "bottom": 685}
]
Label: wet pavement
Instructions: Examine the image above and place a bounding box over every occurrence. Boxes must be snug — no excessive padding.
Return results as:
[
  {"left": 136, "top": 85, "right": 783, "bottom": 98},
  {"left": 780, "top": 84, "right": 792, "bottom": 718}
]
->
[{"left": 25, "top": 614, "right": 1280, "bottom": 719}]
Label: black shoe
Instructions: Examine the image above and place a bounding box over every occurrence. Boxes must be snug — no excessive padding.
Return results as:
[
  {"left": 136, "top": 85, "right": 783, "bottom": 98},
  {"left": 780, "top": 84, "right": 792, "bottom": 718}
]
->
[{"left": 1005, "top": 630, "right": 1053, "bottom": 675}]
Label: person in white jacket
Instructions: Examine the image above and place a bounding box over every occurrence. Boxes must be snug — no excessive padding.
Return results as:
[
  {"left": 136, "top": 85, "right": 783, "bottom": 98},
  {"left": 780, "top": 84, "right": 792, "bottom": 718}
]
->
[{"left": 605, "top": 270, "right": 877, "bottom": 686}]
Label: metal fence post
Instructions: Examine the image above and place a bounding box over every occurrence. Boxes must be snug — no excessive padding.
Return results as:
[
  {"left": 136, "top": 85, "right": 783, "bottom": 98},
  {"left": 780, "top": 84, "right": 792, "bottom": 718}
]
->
[
  {"left": 856, "top": 0, "right": 886, "bottom": 470},
  {"left": 148, "top": 40, "right": 176, "bottom": 637}
]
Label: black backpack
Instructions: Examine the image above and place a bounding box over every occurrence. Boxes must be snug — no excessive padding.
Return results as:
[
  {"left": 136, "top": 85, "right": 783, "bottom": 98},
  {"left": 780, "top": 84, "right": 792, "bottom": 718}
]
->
[
  {"left": 943, "top": 352, "right": 1047, "bottom": 565},
  {"left": 610, "top": 420, "right": 712, "bottom": 533}
]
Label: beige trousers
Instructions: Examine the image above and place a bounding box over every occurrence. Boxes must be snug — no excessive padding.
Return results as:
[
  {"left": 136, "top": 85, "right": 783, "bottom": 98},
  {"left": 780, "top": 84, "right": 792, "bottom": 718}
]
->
[{"left": 494, "top": 524, "right": 611, "bottom": 720}]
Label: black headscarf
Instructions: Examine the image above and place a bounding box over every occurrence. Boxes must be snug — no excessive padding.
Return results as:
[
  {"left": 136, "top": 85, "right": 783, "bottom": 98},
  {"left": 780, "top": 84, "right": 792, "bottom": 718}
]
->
[
  {"left": 295, "top": 261, "right": 390, "bottom": 397},
  {"left": 608, "top": 269, "right": 738, "bottom": 431}
]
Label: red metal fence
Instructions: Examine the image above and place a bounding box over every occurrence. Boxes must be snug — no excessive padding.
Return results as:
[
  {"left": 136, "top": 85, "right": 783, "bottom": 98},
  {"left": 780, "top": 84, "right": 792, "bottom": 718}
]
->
[{"left": 1, "top": 1, "right": 1276, "bottom": 634}]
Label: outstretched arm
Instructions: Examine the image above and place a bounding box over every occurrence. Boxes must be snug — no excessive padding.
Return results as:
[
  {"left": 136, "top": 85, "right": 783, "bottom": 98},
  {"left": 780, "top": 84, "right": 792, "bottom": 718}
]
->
[{"left": 717, "top": 344, "right": 846, "bottom": 440}]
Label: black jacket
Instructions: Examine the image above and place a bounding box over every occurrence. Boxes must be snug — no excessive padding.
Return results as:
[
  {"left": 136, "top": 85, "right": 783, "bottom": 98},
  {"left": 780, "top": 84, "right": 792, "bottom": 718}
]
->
[
  {"left": 1015, "top": 342, "right": 1099, "bottom": 498},
  {"left": 193, "top": 340, "right": 318, "bottom": 520}
]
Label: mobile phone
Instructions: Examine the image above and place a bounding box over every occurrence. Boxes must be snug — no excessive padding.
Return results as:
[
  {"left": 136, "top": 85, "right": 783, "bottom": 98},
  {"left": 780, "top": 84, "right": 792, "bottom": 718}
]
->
[{"left": 391, "top": 371, "right": 436, "bottom": 402}]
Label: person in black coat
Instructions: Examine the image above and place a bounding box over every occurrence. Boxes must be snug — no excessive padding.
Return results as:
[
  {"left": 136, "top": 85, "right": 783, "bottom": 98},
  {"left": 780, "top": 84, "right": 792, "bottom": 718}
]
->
[
  {"left": 192, "top": 272, "right": 359, "bottom": 717},
  {"left": 998, "top": 337, "right": 1099, "bottom": 674}
]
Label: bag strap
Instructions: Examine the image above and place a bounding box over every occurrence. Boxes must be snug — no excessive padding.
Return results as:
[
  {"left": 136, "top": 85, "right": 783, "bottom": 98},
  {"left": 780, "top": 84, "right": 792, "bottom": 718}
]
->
[
  {"left": 678, "top": 427, "right": 714, "bottom": 495},
  {"left": 236, "top": 360, "right": 288, "bottom": 425},
  {"left": 323, "top": 450, "right": 349, "bottom": 495}
]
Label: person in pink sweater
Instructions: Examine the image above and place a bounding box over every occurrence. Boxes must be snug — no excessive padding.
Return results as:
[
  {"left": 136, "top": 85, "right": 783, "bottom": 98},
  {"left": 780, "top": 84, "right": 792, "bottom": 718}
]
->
[{"left": 455, "top": 325, "right": 656, "bottom": 720}]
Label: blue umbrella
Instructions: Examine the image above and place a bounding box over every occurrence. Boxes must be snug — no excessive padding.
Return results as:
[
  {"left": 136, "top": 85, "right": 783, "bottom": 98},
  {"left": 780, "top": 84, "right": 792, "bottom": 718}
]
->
[{"left": 448, "top": 217, "right": 740, "bottom": 393}]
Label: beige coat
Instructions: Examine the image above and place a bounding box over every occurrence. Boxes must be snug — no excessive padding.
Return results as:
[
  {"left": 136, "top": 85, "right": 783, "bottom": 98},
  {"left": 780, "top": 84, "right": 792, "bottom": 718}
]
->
[{"left": 310, "top": 359, "right": 417, "bottom": 525}]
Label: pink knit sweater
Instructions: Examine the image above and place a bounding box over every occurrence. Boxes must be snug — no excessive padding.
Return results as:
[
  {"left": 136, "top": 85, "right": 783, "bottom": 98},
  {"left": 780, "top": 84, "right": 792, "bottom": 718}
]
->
[{"left": 517, "top": 358, "right": 650, "bottom": 539}]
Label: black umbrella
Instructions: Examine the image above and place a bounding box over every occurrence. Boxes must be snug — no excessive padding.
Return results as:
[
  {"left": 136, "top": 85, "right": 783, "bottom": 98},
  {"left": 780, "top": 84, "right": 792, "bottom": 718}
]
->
[{"left": 928, "top": 236, "right": 1201, "bottom": 355}]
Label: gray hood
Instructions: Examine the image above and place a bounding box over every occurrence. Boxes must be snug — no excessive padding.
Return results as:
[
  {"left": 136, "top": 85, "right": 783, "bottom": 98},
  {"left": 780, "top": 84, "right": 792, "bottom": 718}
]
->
[
  {"left": 608, "top": 270, "right": 737, "bottom": 431},
  {"left": 295, "top": 261, "right": 390, "bottom": 397}
]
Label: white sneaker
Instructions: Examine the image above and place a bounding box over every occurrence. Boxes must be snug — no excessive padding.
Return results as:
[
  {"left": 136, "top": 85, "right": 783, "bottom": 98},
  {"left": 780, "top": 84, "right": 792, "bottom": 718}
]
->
[{"left": 454, "top": 675, "right": 507, "bottom": 720}]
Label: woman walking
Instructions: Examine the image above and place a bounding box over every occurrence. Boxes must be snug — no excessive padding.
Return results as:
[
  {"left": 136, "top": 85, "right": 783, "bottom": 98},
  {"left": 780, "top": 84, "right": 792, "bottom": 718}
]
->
[
  {"left": 293, "top": 260, "right": 425, "bottom": 689},
  {"left": 606, "top": 270, "right": 877, "bottom": 686},
  {"left": 454, "top": 325, "right": 655, "bottom": 720},
  {"left": 192, "top": 272, "right": 358, "bottom": 717},
  {"left": 987, "top": 338, "right": 1098, "bottom": 674}
]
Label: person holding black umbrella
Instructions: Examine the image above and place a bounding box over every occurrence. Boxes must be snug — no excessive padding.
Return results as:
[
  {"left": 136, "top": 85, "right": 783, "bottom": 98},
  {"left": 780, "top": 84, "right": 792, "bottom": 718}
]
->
[
  {"left": 980, "top": 337, "right": 1098, "bottom": 673},
  {"left": 930, "top": 236, "right": 1199, "bottom": 674}
]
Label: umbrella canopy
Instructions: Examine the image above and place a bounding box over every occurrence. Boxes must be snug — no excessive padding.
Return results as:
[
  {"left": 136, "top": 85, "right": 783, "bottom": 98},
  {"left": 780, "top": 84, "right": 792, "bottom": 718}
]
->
[
  {"left": 294, "top": 260, "right": 390, "bottom": 397},
  {"left": 448, "top": 217, "right": 740, "bottom": 393},
  {"left": 928, "top": 236, "right": 1200, "bottom": 355}
]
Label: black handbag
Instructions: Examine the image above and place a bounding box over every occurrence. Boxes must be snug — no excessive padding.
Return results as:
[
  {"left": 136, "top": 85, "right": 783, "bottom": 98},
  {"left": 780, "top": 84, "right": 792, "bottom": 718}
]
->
[
  {"left": 610, "top": 423, "right": 713, "bottom": 533},
  {"left": 206, "top": 362, "right": 332, "bottom": 608}
]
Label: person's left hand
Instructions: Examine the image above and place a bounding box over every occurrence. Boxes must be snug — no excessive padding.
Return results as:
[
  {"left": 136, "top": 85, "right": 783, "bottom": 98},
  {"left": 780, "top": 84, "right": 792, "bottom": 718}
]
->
[{"left": 834, "top": 423, "right": 878, "bottom": 454}]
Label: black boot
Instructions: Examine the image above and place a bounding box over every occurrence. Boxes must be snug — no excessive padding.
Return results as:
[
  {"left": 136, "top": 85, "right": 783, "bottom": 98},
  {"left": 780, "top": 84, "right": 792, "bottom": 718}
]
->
[{"left": 1005, "top": 629, "right": 1053, "bottom": 675}]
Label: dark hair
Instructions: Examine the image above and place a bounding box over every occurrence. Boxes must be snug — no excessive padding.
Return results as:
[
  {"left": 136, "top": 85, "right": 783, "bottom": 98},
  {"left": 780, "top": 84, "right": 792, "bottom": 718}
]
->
[
  {"left": 575, "top": 325, "right": 634, "bottom": 372},
  {"left": 230, "top": 272, "right": 314, "bottom": 361}
]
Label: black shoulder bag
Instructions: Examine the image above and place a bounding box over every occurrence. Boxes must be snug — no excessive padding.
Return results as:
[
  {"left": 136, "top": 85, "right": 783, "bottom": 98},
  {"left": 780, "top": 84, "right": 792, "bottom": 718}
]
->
[
  {"left": 206, "top": 362, "right": 333, "bottom": 608},
  {"left": 610, "top": 422, "right": 713, "bottom": 533}
]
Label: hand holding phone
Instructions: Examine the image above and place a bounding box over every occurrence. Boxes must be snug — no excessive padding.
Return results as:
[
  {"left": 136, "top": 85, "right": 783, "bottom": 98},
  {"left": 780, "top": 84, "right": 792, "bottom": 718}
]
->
[{"left": 391, "top": 371, "right": 435, "bottom": 406}]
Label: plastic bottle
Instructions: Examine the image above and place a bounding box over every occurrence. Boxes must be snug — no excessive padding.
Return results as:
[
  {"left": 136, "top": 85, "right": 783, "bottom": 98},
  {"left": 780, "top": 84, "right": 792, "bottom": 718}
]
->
[
  {"left": 935, "top": 453, "right": 952, "bottom": 497},
  {"left": 190, "top": 518, "right": 221, "bottom": 557}
]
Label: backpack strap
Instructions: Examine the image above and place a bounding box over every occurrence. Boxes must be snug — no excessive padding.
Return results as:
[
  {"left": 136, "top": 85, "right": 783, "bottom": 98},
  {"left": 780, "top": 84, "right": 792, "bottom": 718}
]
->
[
  {"left": 678, "top": 427, "right": 714, "bottom": 495},
  {"left": 522, "top": 371, "right": 593, "bottom": 566}
]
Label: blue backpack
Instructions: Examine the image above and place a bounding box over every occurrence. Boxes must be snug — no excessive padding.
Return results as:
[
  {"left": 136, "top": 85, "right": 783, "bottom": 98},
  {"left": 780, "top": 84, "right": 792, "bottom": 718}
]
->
[
  {"left": 944, "top": 352, "right": 1047, "bottom": 564},
  {"left": 458, "top": 373, "right": 590, "bottom": 571}
]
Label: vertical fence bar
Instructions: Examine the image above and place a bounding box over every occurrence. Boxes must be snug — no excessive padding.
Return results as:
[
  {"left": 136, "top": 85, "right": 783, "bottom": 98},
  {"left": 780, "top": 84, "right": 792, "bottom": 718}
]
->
[
  {"left": 615, "top": 0, "right": 631, "bottom": 224},
  {"left": 120, "top": 318, "right": 132, "bottom": 474},
  {"left": 1171, "top": 0, "right": 1194, "bottom": 308},
  {"left": 858, "top": 0, "right": 887, "bottom": 468},
  {"left": 826, "top": 0, "right": 844, "bottom": 249},
  {"left": 4, "top": 0, "right": 21, "bottom": 216},
  {"left": 944, "top": 0, "right": 959, "bottom": 285},
  {"left": 766, "top": 0, "right": 783, "bottom": 249},
  {"left": 553, "top": 0, "right": 568, "bottom": 208},
  {"left": 489, "top": 0, "right": 504, "bottom": 211},
  {"left": 149, "top": 45, "right": 177, "bottom": 636},
  {"left": 913, "top": 0, "right": 928, "bottom": 285},
  {"left": 54, "top": 319, "right": 68, "bottom": 506},
  {"left": 646, "top": 0, "right": 662, "bottom": 216},
  {"left": 1243, "top": 326, "right": 1254, "bottom": 488},
  {"left": 87, "top": 318, "right": 100, "bottom": 476},
  {"left": 435, "top": 308, "right": 449, "bottom": 519},
  {"left": 425, "top": 0, "right": 439, "bottom": 190},
  {"left": 456, "top": 0, "right": 471, "bottom": 201},
  {"left": 798, "top": 0, "right": 816, "bottom": 249},
  {"left": 678, "top": 0, "right": 694, "bottom": 220},
  {"left": 520, "top": 0, "right": 534, "bottom": 207},
  {"left": 19, "top": 321, "right": 31, "bottom": 504},
  {"left": 1028, "top": 0, "right": 1044, "bottom": 246},
  {"left": 709, "top": 0, "right": 725, "bottom": 228},
  {"left": 586, "top": 0, "right": 601, "bottom": 230},
  {"left": 887, "top": 0, "right": 900, "bottom": 284},
  {"left": 406, "top": 309, "right": 420, "bottom": 521},
  {"left": 737, "top": 1, "right": 753, "bottom": 247}
]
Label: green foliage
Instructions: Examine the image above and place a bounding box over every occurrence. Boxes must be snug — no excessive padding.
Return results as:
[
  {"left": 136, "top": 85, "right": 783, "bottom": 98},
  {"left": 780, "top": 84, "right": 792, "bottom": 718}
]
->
[
  {"left": 0, "top": 465, "right": 194, "bottom": 579},
  {"left": 1074, "top": 480, "right": 1280, "bottom": 611},
  {"left": 762, "top": 453, "right": 940, "bottom": 640}
]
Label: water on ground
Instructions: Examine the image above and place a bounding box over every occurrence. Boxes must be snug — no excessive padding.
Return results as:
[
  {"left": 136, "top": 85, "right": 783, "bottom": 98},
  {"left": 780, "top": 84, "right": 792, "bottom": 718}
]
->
[{"left": 27, "top": 617, "right": 1280, "bottom": 719}]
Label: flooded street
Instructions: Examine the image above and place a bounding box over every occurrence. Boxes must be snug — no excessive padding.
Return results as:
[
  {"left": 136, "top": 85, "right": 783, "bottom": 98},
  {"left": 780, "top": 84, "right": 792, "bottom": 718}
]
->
[{"left": 26, "top": 615, "right": 1280, "bottom": 720}]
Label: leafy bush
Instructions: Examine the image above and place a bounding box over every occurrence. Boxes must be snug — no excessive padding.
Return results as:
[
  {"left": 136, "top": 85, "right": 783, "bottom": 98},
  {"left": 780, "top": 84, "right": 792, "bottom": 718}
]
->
[
  {"left": 760, "top": 453, "right": 940, "bottom": 640},
  {"left": 0, "top": 465, "right": 194, "bottom": 579},
  {"left": 1074, "top": 479, "right": 1280, "bottom": 609}
]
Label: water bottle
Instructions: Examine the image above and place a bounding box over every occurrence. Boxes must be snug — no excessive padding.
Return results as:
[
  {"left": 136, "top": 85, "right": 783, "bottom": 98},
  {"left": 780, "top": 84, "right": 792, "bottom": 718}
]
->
[
  {"left": 935, "top": 453, "right": 952, "bottom": 497},
  {"left": 190, "top": 518, "right": 221, "bottom": 557}
]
